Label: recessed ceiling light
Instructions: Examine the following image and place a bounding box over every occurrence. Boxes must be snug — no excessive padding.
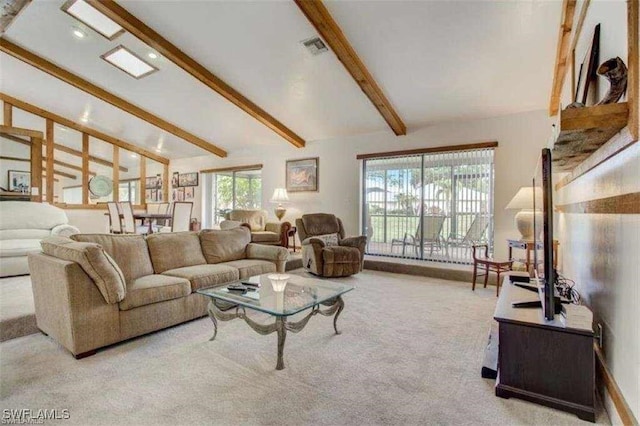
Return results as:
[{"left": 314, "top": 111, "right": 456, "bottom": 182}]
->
[
  {"left": 101, "top": 45, "right": 159, "bottom": 79},
  {"left": 148, "top": 52, "right": 158, "bottom": 59},
  {"left": 130, "top": 153, "right": 138, "bottom": 158},
  {"left": 62, "top": 0, "right": 124, "bottom": 40},
  {"left": 155, "top": 148, "right": 162, "bottom": 153},
  {"left": 72, "top": 28, "right": 86, "bottom": 39},
  {"left": 80, "top": 116, "right": 89, "bottom": 123}
]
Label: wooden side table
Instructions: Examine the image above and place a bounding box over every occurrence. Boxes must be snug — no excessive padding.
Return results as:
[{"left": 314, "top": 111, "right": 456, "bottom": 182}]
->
[
  {"left": 287, "top": 227, "right": 298, "bottom": 252},
  {"left": 507, "top": 239, "right": 558, "bottom": 272}
]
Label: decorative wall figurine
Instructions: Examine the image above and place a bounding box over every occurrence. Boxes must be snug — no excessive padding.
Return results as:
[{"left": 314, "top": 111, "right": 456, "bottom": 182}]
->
[{"left": 596, "top": 57, "right": 628, "bottom": 105}]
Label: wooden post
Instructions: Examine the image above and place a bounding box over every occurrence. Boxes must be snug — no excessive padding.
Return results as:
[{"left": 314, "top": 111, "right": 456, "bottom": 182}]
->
[
  {"left": 30, "top": 137, "right": 42, "bottom": 202},
  {"left": 112, "top": 145, "right": 119, "bottom": 202},
  {"left": 82, "top": 133, "right": 89, "bottom": 205},
  {"left": 3, "top": 102, "right": 12, "bottom": 126},
  {"left": 139, "top": 156, "right": 146, "bottom": 207},
  {"left": 163, "top": 163, "right": 169, "bottom": 203},
  {"left": 45, "top": 119, "right": 54, "bottom": 203},
  {"left": 628, "top": 0, "right": 639, "bottom": 140}
]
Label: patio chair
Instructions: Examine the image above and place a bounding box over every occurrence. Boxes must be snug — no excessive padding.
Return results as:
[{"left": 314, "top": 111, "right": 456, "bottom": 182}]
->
[
  {"left": 391, "top": 215, "right": 446, "bottom": 257},
  {"left": 445, "top": 214, "right": 490, "bottom": 258}
]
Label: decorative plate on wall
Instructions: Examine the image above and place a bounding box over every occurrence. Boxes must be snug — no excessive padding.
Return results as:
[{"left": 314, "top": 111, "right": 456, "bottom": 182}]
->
[{"left": 89, "top": 175, "right": 113, "bottom": 197}]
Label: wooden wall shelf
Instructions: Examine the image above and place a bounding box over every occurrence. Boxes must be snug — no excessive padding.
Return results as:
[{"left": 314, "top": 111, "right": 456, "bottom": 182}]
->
[{"left": 552, "top": 102, "right": 629, "bottom": 171}]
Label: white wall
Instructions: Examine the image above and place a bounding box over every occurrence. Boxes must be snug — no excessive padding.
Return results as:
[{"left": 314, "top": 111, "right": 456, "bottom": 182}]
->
[
  {"left": 555, "top": 1, "right": 639, "bottom": 421},
  {"left": 169, "top": 109, "right": 552, "bottom": 259},
  {"left": 0, "top": 137, "right": 31, "bottom": 190}
]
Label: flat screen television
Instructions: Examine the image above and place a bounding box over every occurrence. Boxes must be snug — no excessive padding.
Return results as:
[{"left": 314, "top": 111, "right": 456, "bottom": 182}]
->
[{"left": 533, "top": 148, "right": 556, "bottom": 320}]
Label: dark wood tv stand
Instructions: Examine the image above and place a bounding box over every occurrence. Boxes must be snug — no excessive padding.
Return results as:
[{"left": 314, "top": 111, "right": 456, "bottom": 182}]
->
[{"left": 493, "top": 277, "right": 595, "bottom": 422}]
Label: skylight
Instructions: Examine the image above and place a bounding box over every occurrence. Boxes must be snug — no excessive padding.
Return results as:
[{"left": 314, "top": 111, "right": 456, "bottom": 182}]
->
[
  {"left": 62, "top": 0, "right": 124, "bottom": 40},
  {"left": 101, "top": 46, "right": 158, "bottom": 79}
]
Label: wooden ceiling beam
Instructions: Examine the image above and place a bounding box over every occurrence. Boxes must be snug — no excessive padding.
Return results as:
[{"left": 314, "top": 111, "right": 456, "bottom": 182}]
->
[
  {"left": 42, "top": 157, "right": 97, "bottom": 176},
  {"left": 0, "top": 92, "right": 169, "bottom": 164},
  {"left": 0, "top": 124, "right": 43, "bottom": 138},
  {"left": 86, "top": 0, "right": 305, "bottom": 148},
  {"left": 549, "top": 0, "right": 577, "bottom": 116},
  {"left": 1, "top": 131, "right": 128, "bottom": 172},
  {"left": 53, "top": 142, "right": 128, "bottom": 172},
  {"left": 51, "top": 169, "right": 76, "bottom": 180},
  {"left": 0, "top": 38, "right": 226, "bottom": 157},
  {"left": 294, "top": 0, "right": 406, "bottom": 136}
]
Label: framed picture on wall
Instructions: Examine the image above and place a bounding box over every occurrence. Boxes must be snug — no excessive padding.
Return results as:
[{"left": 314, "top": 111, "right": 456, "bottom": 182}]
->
[
  {"left": 151, "top": 189, "right": 158, "bottom": 201},
  {"left": 178, "top": 172, "right": 199, "bottom": 187},
  {"left": 184, "top": 186, "right": 194, "bottom": 200},
  {"left": 8, "top": 170, "right": 30, "bottom": 192},
  {"left": 286, "top": 157, "right": 318, "bottom": 192},
  {"left": 172, "top": 172, "right": 180, "bottom": 188},
  {"left": 145, "top": 189, "right": 152, "bottom": 201},
  {"left": 146, "top": 177, "right": 159, "bottom": 189},
  {"left": 177, "top": 187, "right": 185, "bottom": 201}
]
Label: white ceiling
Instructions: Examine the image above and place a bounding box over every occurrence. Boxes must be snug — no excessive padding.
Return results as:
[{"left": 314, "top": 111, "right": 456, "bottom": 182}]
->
[{"left": 0, "top": 0, "right": 562, "bottom": 160}]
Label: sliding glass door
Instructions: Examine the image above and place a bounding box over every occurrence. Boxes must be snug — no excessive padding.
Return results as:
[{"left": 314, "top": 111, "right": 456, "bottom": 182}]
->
[
  {"left": 202, "top": 168, "right": 262, "bottom": 228},
  {"left": 362, "top": 148, "right": 495, "bottom": 264}
]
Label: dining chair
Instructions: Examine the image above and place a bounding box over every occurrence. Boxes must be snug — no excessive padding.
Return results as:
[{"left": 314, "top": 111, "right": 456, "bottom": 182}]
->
[
  {"left": 156, "top": 202, "right": 171, "bottom": 227},
  {"left": 160, "top": 202, "right": 192, "bottom": 232},
  {"left": 120, "top": 202, "right": 148, "bottom": 234},
  {"left": 107, "top": 202, "right": 122, "bottom": 234},
  {"left": 146, "top": 203, "right": 161, "bottom": 214}
]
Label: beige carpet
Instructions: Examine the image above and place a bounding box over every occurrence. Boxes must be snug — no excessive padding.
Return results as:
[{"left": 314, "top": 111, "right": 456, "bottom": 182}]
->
[
  {"left": 0, "top": 274, "right": 37, "bottom": 341},
  {"left": 0, "top": 270, "right": 607, "bottom": 425}
]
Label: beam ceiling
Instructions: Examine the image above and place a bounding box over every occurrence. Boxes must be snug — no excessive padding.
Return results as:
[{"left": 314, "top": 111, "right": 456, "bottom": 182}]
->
[
  {"left": 86, "top": 0, "right": 306, "bottom": 148},
  {"left": 86, "top": 0, "right": 305, "bottom": 148},
  {"left": 0, "top": 92, "right": 169, "bottom": 164},
  {"left": 294, "top": 0, "right": 406, "bottom": 136},
  {"left": 0, "top": 38, "right": 227, "bottom": 157}
]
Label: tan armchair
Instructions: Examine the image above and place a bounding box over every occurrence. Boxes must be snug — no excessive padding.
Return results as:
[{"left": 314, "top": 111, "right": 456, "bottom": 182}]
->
[
  {"left": 296, "top": 213, "right": 367, "bottom": 278},
  {"left": 221, "top": 209, "right": 291, "bottom": 247}
]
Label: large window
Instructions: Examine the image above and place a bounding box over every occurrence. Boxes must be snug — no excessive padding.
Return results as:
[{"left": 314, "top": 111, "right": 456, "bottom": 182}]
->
[
  {"left": 202, "top": 166, "right": 262, "bottom": 228},
  {"left": 118, "top": 179, "right": 139, "bottom": 203},
  {"left": 362, "top": 147, "right": 495, "bottom": 264}
]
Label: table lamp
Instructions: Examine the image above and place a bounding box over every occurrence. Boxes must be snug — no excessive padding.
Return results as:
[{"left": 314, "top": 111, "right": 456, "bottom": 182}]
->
[
  {"left": 505, "top": 187, "right": 542, "bottom": 241},
  {"left": 270, "top": 188, "right": 289, "bottom": 221}
]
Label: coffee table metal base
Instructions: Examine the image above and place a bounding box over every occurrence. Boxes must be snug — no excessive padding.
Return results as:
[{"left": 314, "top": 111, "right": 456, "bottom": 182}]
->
[{"left": 206, "top": 296, "right": 344, "bottom": 370}]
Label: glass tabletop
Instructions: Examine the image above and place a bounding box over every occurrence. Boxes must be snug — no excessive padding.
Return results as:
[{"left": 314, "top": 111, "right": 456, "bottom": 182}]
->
[{"left": 196, "top": 274, "right": 354, "bottom": 317}]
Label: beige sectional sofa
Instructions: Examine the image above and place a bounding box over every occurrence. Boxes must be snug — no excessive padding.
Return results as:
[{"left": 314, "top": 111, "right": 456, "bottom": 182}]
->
[{"left": 27, "top": 226, "right": 288, "bottom": 358}]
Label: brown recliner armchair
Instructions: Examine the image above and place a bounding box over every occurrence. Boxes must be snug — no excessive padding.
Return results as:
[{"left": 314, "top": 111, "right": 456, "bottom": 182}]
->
[{"left": 296, "top": 213, "right": 367, "bottom": 278}]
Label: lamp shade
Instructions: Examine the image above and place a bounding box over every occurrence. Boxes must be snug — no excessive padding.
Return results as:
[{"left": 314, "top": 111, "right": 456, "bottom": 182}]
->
[
  {"left": 270, "top": 188, "right": 289, "bottom": 203},
  {"left": 505, "top": 187, "right": 542, "bottom": 210}
]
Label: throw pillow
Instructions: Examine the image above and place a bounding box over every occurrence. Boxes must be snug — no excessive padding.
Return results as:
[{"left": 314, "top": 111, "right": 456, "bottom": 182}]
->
[
  {"left": 40, "top": 236, "right": 126, "bottom": 304},
  {"left": 314, "top": 233, "right": 339, "bottom": 246}
]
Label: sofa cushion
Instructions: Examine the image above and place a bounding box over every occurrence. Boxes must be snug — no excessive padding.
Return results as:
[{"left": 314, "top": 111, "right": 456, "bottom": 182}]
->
[
  {"left": 40, "top": 236, "right": 126, "bottom": 304},
  {"left": 200, "top": 227, "right": 250, "bottom": 264},
  {"left": 146, "top": 232, "right": 206, "bottom": 274},
  {"left": 301, "top": 214, "right": 341, "bottom": 238},
  {"left": 0, "top": 201, "right": 69, "bottom": 231},
  {"left": 162, "top": 264, "right": 239, "bottom": 291},
  {"left": 0, "top": 239, "right": 42, "bottom": 257},
  {"left": 223, "top": 259, "right": 276, "bottom": 279},
  {"left": 71, "top": 234, "right": 154, "bottom": 283},
  {"left": 251, "top": 231, "right": 280, "bottom": 243},
  {"left": 118, "top": 274, "right": 191, "bottom": 311},
  {"left": 0, "top": 229, "right": 52, "bottom": 241}
]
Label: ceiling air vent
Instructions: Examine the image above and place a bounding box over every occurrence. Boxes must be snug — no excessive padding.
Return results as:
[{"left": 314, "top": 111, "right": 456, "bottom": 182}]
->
[{"left": 301, "top": 37, "right": 328, "bottom": 56}]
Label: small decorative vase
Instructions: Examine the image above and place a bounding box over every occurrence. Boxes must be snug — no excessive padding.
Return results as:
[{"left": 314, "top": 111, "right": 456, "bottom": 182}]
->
[{"left": 268, "top": 274, "right": 290, "bottom": 292}]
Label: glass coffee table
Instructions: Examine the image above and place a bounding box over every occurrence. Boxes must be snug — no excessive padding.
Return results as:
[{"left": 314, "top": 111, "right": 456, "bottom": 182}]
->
[{"left": 197, "top": 274, "right": 354, "bottom": 370}]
